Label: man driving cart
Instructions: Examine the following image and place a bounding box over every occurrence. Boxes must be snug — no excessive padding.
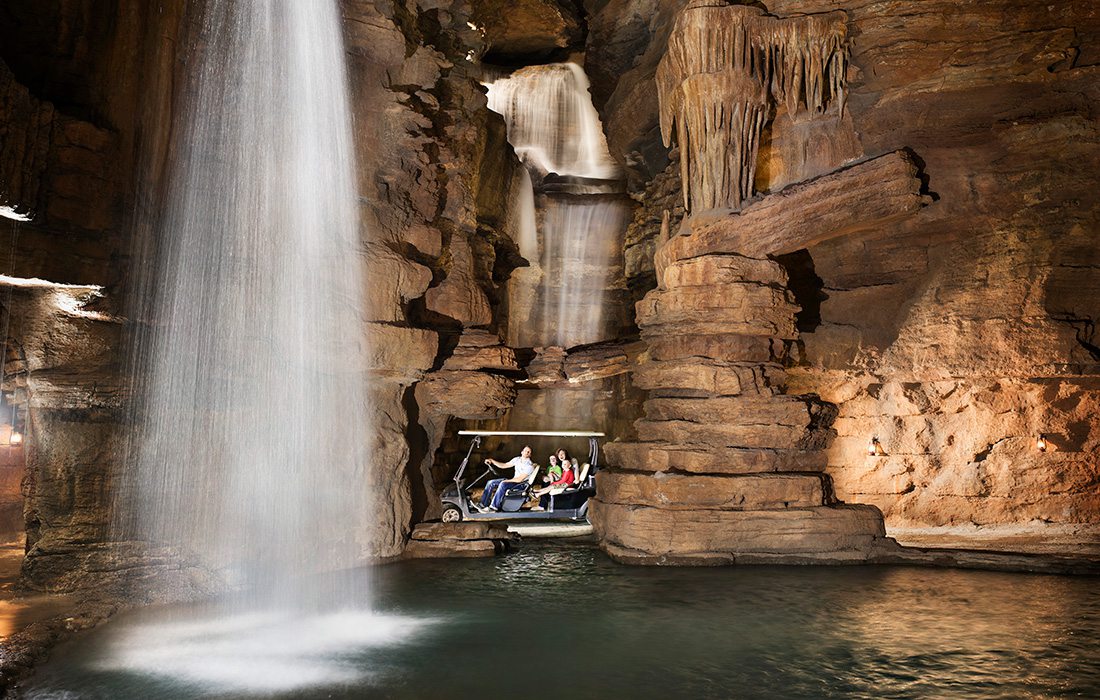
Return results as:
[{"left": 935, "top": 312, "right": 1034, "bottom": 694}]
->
[{"left": 476, "top": 445, "right": 536, "bottom": 512}]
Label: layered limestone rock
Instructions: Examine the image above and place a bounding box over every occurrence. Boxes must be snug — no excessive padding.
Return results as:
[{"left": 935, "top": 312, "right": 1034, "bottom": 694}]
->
[
  {"left": 593, "top": 2, "right": 937, "bottom": 564},
  {"left": 0, "top": 60, "right": 119, "bottom": 280},
  {"left": 344, "top": 0, "right": 532, "bottom": 538},
  {"left": 596, "top": 158, "right": 928, "bottom": 561},
  {"left": 588, "top": 0, "right": 1100, "bottom": 541},
  {"left": 404, "top": 521, "right": 515, "bottom": 558},
  {"left": 0, "top": 0, "right": 195, "bottom": 596},
  {"left": 594, "top": 239, "right": 896, "bottom": 562},
  {"left": 1, "top": 0, "right": 528, "bottom": 592},
  {"left": 413, "top": 329, "right": 517, "bottom": 520}
]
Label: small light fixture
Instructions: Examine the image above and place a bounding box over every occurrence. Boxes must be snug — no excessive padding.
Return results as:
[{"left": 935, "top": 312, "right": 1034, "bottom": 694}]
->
[
  {"left": 1036, "top": 434, "right": 1047, "bottom": 452},
  {"left": 9, "top": 431, "right": 22, "bottom": 446},
  {"left": 868, "top": 437, "right": 885, "bottom": 457}
]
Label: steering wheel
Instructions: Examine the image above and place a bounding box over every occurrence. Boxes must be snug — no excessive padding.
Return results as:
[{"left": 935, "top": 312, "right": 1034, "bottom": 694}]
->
[{"left": 483, "top": 458, "right": 503, "bottom": 475}]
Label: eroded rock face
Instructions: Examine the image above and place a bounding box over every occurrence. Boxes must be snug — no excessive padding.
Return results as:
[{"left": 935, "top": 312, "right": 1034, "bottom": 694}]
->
[
  {"left": 590, "top": 0, "right": 947, "bottom": 564},
  {"left": 595, "top": 222, "right": 898, "bottom": 561},
  {"left": 472, "top": 0, "right": 582, "bottom": 60},
  {"left": 404, "top": 521, "right": 515, "bottom": 558},
  {"left": 588, "top": 0, "right": 1100, "bottom": 539},
  {"left": 1, "top": 0, "right": 528, "bottom": 592}
]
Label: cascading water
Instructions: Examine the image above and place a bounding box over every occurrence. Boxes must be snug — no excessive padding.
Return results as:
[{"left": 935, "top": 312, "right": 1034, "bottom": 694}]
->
[
  {"left": 538, "top": 198, "right": 628, "bottom": 348},
  {"left": 487, "top": 63, "right": 629, "bottom": 350},
  {"left": 486, "top": 63, "right": 619, "bottom": 182},
  {"left": 109, "top": 1, "right": 428, "bottom": 693},
  {"left": 128, "top": 0, "right": 368, "bottom": 590}
]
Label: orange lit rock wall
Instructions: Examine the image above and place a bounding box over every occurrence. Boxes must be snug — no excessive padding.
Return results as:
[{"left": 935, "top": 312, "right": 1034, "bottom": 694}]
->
[{"left": 589, "top": 0, "right": 1100, "bottom": 534}]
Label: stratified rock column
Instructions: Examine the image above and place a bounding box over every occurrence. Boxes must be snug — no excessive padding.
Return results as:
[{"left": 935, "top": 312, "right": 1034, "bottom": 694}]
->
[
  {"left": 594, "top": 251, "right": 888, "bottom": 564},
  {"left": 592, "top": 0, "right": 895, "bottom": 565}
]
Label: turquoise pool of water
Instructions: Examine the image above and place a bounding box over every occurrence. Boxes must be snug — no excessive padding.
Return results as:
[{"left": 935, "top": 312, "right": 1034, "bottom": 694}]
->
[{"left": 23, "top": 541, "right": 1100, "bottom": 699}]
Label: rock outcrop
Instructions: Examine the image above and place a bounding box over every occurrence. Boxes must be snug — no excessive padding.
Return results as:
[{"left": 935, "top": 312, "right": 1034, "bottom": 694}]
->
[
  {"left": 595, "top": 210, "right": 907, "bottom": 562},
  {"left": 591, "top": 1, "right": 937, "bottom": 564},
  {"left": 0, "top": 0, "right": 529, "bottom": 592},
  {"left": 404, "top": 521, "right": 515, "bottom": 558},
  {"left": 588, "top": 0, "right": 1100, "bottom": 542}
]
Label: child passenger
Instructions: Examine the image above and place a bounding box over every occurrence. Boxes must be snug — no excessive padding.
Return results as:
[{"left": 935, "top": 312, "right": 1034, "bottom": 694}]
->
[
  {"left": 530, "top": 458, "right": 576, "bottom": 511},
  {"left": 543, "top": 454, "right": 563, "bottom": 483}
]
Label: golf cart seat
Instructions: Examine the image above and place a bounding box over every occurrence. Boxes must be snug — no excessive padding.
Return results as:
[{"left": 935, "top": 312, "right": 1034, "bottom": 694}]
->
[
  {"left": 546, "top": 463, "right": 593, "bottom": 511},
  {"left": 558, "top": 463, "right": 590, "bottom": 493},
  {"left": 499, "top": 466, "right": 540, "bottom": 513}
]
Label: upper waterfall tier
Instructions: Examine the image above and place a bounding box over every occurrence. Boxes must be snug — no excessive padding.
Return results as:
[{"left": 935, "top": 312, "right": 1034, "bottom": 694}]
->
[{"left": 485, "top": 63, "right": 621, "bottom": 182}]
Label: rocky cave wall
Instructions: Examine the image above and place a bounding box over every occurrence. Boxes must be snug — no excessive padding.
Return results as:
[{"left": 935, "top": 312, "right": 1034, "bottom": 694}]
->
[
  {"left": 0, "top": 0, "right": 541, "bottom": 593},
  {"left": 586, "top": 0, "right": 1100, "bottom": 535},
  {"left": 0, "top": 0, "right": 191, "bottom": 593},
  {"left": 2, "top": 0, "right": 1098, "bottom": 591}
]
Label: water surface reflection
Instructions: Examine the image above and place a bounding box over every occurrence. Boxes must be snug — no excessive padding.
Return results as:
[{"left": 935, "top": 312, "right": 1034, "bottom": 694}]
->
[{"left": 25, "top": 542, "right": 1100, "bottom": 699}]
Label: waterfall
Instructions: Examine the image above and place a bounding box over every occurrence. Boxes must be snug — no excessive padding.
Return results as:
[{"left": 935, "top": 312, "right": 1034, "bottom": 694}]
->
[
  {"left": 488, "top": 62, "right": 628, "bottom": 350},
  {"left": 486, "top": 63, "right": 620, "bottom": 182},
  {"left": 125, "top": 0, "right": 370, "bottom": 592},
  {"left": 538, "top": 197, "right": 628, "bottom": 348}
]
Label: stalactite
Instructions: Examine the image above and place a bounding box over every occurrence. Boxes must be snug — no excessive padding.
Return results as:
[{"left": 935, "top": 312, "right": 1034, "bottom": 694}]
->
[{"left": 657, "top": 2, "right": 849, "bottom": 213}]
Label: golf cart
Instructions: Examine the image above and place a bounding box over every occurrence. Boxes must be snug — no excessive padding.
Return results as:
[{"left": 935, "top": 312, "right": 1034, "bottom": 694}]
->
[{"left": 439, "top": 430, "right": 604, "bottom": 522}]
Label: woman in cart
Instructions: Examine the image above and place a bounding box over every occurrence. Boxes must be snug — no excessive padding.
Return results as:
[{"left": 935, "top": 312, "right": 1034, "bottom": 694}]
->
[{"left": 439, "top": 430, "right": 603, "bottom": 523}]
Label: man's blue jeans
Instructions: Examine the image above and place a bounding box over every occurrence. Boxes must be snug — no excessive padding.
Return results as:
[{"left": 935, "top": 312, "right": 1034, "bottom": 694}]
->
[
  {"left": 480, "top": 479, "right": 527, "bottom": 510},
  {"left": 480, "top": 478, "right": 507, "bottom": 507}
]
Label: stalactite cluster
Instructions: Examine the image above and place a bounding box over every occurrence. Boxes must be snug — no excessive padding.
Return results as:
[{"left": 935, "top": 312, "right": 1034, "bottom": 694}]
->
[{"left": 657, "top": 2, "right": 848, "bottom": 212}]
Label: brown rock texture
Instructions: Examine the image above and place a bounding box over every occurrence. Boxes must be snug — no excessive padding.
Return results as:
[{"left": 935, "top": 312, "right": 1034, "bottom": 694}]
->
[
  {"left": 404, "top": 520, "right": 515, "bottom": 558},
  {"left": 472, "top": 0, "right": 582, "bottom": 60},
  {"left": 0, "top": 0, "right": 533, "bottom": 591},
  {"left": 588, "top": 0, "right": 1100, "bottom": 541},
  {"left": 413, "top": 329, "right": 518, "bottom": 520},
  {"left": 595, "top": 224, "right": 897, "bottom": 560},
  {"left": 593, "top": 501, "right": 887, "bottom": 565},
  {"left": 590, "top": 0, "right": 950, "bottom": 564},
  {"left": 656, "top": 2, "right": 848, "bottom": 211}
]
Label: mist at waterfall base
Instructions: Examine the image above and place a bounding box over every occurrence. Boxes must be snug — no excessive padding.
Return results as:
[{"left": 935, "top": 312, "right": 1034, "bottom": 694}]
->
[{"left": 113, "top": 0, "right": 430, "bottom": 692}]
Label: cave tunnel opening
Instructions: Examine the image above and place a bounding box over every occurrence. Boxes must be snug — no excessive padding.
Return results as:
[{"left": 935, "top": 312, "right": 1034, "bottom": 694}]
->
[{"left": 772, "top": 248, "right": 827, "bottom": 334}]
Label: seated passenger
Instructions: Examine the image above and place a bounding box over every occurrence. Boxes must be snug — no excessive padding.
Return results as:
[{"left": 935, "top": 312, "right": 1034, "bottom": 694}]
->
[
  {"left": 477, "top": 445, "right": 536, "bottom": 512},
  {"left": 556, "top": 448, "right": 570, "bottom": 467},
  {"left": 530, "top": 459, "right": 576, "bottom": 511},
  {"left": 542, "top": 454, "right": 562, "bottom": 484}
]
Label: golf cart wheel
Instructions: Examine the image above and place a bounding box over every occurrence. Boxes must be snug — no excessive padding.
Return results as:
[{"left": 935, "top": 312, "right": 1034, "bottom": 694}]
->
[{"left": 441, "top": 505, "right": 463, "bottom": 523}]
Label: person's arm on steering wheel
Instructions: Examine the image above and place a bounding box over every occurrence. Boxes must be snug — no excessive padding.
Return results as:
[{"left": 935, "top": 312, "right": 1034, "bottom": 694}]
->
[{"left": 484, "top": 456, "right": 530, "bottom": 483}]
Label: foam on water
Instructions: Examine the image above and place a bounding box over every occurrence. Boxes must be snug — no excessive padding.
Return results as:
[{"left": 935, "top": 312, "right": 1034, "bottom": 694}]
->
[{"left": 90, "top": 610, "right": 434, "bottom": 694}]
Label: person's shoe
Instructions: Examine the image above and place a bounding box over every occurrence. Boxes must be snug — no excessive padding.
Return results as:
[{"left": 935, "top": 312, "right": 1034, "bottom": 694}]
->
[{"left": 530, "top": 506, "right": 545, "bottom": 512}]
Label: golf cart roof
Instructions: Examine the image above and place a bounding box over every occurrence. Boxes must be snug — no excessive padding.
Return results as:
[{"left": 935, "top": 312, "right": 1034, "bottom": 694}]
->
[{"left": 457, "top": 430, "right": 605, "bottom": 437}]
